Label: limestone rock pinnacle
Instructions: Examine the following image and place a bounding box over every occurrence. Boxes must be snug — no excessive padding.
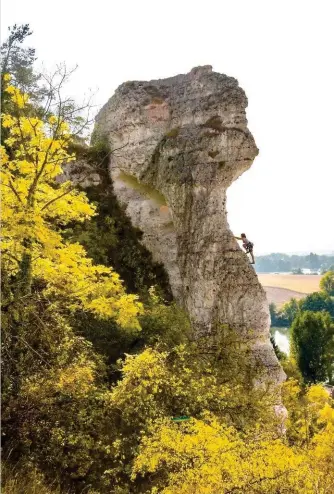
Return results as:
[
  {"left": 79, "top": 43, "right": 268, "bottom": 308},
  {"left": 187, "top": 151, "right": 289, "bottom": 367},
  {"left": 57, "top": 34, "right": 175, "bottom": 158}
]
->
[{"left": 94, "top": 66, "right": 285, "bottom": 388}]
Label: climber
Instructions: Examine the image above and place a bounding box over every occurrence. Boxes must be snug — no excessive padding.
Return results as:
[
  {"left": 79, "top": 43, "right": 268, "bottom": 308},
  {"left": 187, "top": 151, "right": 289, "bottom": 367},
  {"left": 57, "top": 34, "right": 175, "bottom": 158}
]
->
[{"left": 234, "top": 233, "right": 255, "bottom": 264}]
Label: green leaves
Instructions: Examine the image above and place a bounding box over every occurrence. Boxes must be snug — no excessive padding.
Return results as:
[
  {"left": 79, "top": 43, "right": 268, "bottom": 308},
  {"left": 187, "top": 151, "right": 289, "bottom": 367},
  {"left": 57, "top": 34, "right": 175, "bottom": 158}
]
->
[{"left": 291, "top": 311, "right": 334, "bottom": 383}]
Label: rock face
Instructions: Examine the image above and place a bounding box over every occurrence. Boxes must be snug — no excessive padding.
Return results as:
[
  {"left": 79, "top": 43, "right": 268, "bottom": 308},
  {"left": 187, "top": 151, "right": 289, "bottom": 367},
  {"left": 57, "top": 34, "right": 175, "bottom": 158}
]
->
[{"left": 94, "top": 65, "right": 285, "bottom": 388}]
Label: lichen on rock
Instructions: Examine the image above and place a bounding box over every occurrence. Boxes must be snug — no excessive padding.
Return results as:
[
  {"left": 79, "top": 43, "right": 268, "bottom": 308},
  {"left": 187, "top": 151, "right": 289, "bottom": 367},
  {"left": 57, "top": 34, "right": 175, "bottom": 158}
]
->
[{"left": 94, "top": 65, "right": 285, "bottom": 389}]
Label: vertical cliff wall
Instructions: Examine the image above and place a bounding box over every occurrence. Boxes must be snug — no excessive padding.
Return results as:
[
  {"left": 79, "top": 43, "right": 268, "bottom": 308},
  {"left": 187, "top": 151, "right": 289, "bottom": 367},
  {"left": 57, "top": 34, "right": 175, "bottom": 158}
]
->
[{"left": 94, "top": 65, "right": 285, "bottom": 387}]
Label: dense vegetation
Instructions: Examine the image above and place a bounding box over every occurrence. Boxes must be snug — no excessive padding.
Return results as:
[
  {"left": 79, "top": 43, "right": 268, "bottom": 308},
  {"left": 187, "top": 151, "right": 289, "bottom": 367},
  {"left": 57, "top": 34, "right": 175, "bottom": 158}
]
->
[
  {"left": 270, "top": 274, "right": 334, "bottom": 384},
  {"left": 256, "top": 252, "right": 334, "bottom": 273},
  {"left": 1, "top": 25, "right": 334, "bottom": 494}
]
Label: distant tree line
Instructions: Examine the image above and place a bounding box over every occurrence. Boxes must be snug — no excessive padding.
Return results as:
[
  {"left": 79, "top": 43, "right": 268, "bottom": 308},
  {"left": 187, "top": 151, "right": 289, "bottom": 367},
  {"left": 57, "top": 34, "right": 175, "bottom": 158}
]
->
[{"left": 256, "top": 252, "right": 334, "bottom": 273}]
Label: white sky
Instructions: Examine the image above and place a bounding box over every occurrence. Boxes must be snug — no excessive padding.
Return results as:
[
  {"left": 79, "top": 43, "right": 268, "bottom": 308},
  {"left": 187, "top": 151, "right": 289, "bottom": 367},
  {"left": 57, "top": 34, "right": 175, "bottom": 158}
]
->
[{"left": 2, "top": 0, "right": 334, "bottom": 255}]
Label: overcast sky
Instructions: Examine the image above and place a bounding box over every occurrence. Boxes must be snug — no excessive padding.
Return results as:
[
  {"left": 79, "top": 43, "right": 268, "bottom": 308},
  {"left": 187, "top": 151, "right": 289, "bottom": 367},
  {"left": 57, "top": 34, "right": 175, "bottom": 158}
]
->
[{"left": 2, "top": 0, "right": 333, "bottom": 255}]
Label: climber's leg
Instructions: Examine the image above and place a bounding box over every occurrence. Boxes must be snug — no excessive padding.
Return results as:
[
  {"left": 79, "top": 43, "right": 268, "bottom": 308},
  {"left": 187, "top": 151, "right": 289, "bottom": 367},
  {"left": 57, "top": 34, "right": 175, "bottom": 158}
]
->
[
  {"left": 245, "top": 243, "right": 255, "bottom": 264},
  {"left": 248, "top": 244, "right": 255, "bottom": 264}
]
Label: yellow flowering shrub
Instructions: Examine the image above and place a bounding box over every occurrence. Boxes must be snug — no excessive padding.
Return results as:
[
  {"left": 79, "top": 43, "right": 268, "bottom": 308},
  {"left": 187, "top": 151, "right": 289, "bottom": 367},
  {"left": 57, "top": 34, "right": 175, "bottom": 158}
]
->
[
  {"left": 283, "top": 379, "right": 334, "bottom": 446},
  {"left": 310, "top": 424, "right": 334, "bottom": 493},
  {"left": 132, "top": 415, "right": 312, "bottom": 493},
  {"left": 282, "top": 378, "right": 334, "bottom": 493},
  {"left": 1, "top": 80, "right": 142, "bottom": 327},
  {"left": 103, "top": 348, "right": 333, "bottom": 494},
  {"left": 108, "top": 345, "right": 273, "bottom": 430}
]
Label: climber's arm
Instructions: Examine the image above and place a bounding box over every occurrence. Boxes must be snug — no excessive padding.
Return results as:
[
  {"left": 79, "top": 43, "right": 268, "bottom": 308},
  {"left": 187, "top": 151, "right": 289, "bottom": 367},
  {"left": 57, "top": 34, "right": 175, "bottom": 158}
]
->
[{"left": 234, "top": 236, "right": 242, "bottom": 240}]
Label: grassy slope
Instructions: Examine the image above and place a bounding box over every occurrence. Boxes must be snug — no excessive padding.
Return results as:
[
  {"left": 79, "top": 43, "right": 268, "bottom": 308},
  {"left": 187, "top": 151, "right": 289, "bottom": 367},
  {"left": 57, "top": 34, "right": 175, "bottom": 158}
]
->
[
  {"left": 263, "top": 286, "right": 306, "bottom": 307},
  {"left": 258, "top": 274, "right": 321, "bottom": 293}
]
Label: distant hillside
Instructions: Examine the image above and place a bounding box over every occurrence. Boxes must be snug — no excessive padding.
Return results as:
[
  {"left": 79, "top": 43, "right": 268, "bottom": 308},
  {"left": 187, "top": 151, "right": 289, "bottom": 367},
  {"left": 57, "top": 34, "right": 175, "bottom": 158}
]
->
[
  {"left": 258, "top": 273, "right": 321, "bottom": 308},
  {"left": 263, "top": 286, "right": 306, "bottom": 308}
]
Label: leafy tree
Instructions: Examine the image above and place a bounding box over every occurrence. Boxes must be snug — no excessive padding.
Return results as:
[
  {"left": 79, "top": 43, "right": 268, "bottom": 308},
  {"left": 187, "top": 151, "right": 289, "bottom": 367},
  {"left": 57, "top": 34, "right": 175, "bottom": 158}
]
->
[
  {"left": 269, "top": 302, "right": 287, "bottom": 327},
  {"left": 1, "top": 78, "right": 143, "bottom": 493},
  {"left": 281, "top": 298, "right": 300, "bottom": 326},
  {"left": 1, "top": 24, "right": 41, "bottom": 148},
  {"left": 1, "top": 79, "right": 142, "bottom": 326},
  {"left": 1, "top": 25, "right": 37, "bottom": 104},
  {"left": 320, "top": 270, "right": 334, "bottom": 296},
  {"left": 291, "top": 311, "right": 334, "bottom": 383},
  {"left": 299, "top": 292, "right": 334, "bottom": 319},
  {"left": 1, "top": 25, "right": 95, "bottom": 149},
  {"left": 269, "top": 299, "right": 300, "bottom": 328},
  {"left": 1, "top": 76, "right": 145, "bottom": 482}
]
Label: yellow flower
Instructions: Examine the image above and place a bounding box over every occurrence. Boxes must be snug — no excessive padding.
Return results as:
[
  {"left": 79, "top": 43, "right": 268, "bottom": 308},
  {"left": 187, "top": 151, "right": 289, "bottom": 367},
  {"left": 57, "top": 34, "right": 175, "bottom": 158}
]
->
[
  {"left": 0, "top": 146, "right": 9, "bottom": 165},
  {"left": 48, "top": 115, "right": 58, "bottom": 125},
  {"left": 5, "top": 85, "right": 16, "bottom": 95},
  {"left": 1, "top": 84, "right": 142, "bottom": 329}
]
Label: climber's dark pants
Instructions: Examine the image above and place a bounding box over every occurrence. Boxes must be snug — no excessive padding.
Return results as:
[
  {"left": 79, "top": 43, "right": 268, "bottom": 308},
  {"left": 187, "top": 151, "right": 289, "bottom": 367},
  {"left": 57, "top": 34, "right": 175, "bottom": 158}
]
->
[{"left": 244, "top": 242, "right": 254, "bottom": 253}]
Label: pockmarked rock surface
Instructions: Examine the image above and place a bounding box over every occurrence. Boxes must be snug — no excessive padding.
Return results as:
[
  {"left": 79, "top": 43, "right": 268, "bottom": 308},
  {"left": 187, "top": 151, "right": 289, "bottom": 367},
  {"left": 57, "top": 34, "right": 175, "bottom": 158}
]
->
[{"left": 94, "top": 66, "right": 285, "bottom": 387}]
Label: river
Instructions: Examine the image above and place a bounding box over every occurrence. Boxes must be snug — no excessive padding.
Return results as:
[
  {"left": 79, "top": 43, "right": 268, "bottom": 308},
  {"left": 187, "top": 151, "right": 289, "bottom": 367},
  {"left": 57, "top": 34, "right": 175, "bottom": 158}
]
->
[{"left": 273, "top": 327, "right": 290, "bottom": 355}]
